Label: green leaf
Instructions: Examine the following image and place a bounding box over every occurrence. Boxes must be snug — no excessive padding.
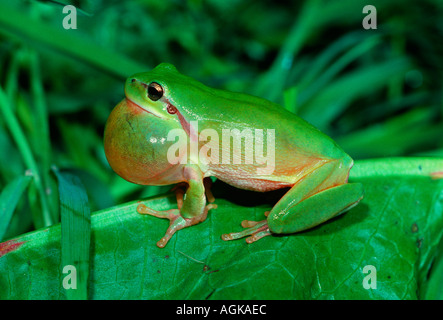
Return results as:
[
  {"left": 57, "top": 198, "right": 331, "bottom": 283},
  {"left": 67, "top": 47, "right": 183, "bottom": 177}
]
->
[
  {"left": 53, "top": 169, "right": 91, "bottom": 300},
  {"left": 0, "top": 158, "right": 443, "bottom": 299},
  {"left": 0, "top": 174, "right": 32, "bottom": 241},
  {"left": 421, "top": 237, "right": 443, "bottom": 299}
]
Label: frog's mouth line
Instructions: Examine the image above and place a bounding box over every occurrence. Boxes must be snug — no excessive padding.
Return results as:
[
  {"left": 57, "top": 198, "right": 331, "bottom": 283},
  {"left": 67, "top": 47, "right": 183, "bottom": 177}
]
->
[
  {"left": 126, "top": 98, "right": 162, "bottom": 119},
  {"left": 126, "top": 97, "right": 196, "bottom": 140}
]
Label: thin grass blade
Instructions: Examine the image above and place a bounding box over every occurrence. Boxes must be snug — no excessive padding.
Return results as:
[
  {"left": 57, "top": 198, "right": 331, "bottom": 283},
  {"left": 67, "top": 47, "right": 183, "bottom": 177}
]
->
[
  {"left": 0, "top": 85, "right": 52, "bottom": 227},
  {"left": 0, "top": 174, "right": 32, "bottom": 241},
  {"left": 0, "top": 3, "right": 145, "bottom": 79},
  {"left": 53, "top": 168, "right": 91, "bottom": 300}
]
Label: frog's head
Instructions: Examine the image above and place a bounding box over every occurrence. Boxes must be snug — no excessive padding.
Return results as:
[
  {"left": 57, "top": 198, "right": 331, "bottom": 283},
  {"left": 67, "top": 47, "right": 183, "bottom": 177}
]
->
[
  {"left": 104, "top": 73, "right": 187, "bottom": 185},
  {"left": 105, "top": 63, "right": 205, "bottom": 185},
  {"left": 125, "top": 63, "right": 189, "bottom": 121}
]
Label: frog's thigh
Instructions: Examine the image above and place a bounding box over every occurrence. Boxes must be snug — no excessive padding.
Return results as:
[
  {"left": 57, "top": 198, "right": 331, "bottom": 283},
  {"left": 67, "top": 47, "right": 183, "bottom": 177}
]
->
[
  {"left": 268, "top": 183, "right": 363, "bottom": 234},
  {"left": 267, "top": 161, "right": 363, "bottom": 234}
]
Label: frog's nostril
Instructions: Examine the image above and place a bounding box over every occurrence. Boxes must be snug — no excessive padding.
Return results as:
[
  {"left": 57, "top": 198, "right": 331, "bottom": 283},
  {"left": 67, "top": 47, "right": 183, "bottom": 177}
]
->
[{"left": 131, "top": 78, "right": 136, "bottom": 83}]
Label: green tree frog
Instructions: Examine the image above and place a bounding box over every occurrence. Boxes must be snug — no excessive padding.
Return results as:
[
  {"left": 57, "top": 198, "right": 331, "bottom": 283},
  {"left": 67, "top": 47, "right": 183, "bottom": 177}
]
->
[{"left": 104, "top": 63, "right": 364, "bottom": 248}]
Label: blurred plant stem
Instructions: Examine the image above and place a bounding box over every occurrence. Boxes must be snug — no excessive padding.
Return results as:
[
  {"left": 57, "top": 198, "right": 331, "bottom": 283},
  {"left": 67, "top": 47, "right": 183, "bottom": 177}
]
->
[{"left": 0, "top": 84, "right": 53, "bottom": 227}]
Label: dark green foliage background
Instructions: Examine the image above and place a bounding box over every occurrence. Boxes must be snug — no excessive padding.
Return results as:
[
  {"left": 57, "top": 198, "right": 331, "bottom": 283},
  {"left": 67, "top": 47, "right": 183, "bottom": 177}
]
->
[{"left": 0, "top": 0, "right": 443, "bottom": 300}]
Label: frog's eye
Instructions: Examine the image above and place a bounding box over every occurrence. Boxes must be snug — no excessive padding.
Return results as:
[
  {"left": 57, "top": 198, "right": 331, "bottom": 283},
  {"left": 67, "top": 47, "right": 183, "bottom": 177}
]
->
[{"left": 147, "top": 82, "right": 163, "bottom": 101}]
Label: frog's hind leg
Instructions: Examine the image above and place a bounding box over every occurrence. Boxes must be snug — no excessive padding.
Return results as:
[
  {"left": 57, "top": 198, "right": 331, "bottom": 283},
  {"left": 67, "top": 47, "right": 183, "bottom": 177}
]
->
[
  {"left": 222, "top": 158, "right": 363, "bottom": 244},
  {"left": 266, "top": 159, "right": 363, "bottom": 235},
  {"left": 268, "top": 181, "right": 363, "bottom": 235},
  {"left": 221, "top": 212, "right": 271, "bottom": 243}
]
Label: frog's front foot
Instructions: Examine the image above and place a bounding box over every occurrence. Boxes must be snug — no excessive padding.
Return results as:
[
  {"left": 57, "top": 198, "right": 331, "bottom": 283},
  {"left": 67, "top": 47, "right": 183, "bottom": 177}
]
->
[
  {"left": 137, "top": 203, "right": 217, "bottom": 248},
  {"left": 222, "top": 212, "right": 272, "bottom": 244}
]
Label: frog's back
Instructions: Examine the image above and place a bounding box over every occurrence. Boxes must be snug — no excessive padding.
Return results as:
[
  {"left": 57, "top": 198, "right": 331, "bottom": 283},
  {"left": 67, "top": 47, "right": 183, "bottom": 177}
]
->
[
  {"left": 193, "top": 89, "right": 349, "bottom": 191},
  {"left": 200, "top": 86, "right": 347, "bottom": 161},
  {"left": 150, "top": 64, "right": 349, "bottom": 191}
]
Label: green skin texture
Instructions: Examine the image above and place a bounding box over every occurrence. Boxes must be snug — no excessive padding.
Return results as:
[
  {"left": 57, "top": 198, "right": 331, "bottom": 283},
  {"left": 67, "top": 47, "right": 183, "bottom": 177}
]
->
[{"left": 104, "top": 63, "right": 364, "bottom": 248}]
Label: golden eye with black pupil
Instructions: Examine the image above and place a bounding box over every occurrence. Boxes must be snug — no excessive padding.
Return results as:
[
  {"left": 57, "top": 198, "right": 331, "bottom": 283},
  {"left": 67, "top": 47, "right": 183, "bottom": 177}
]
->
[{"left": 147, "top": 82, "right": 163, "bottom": 101}]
